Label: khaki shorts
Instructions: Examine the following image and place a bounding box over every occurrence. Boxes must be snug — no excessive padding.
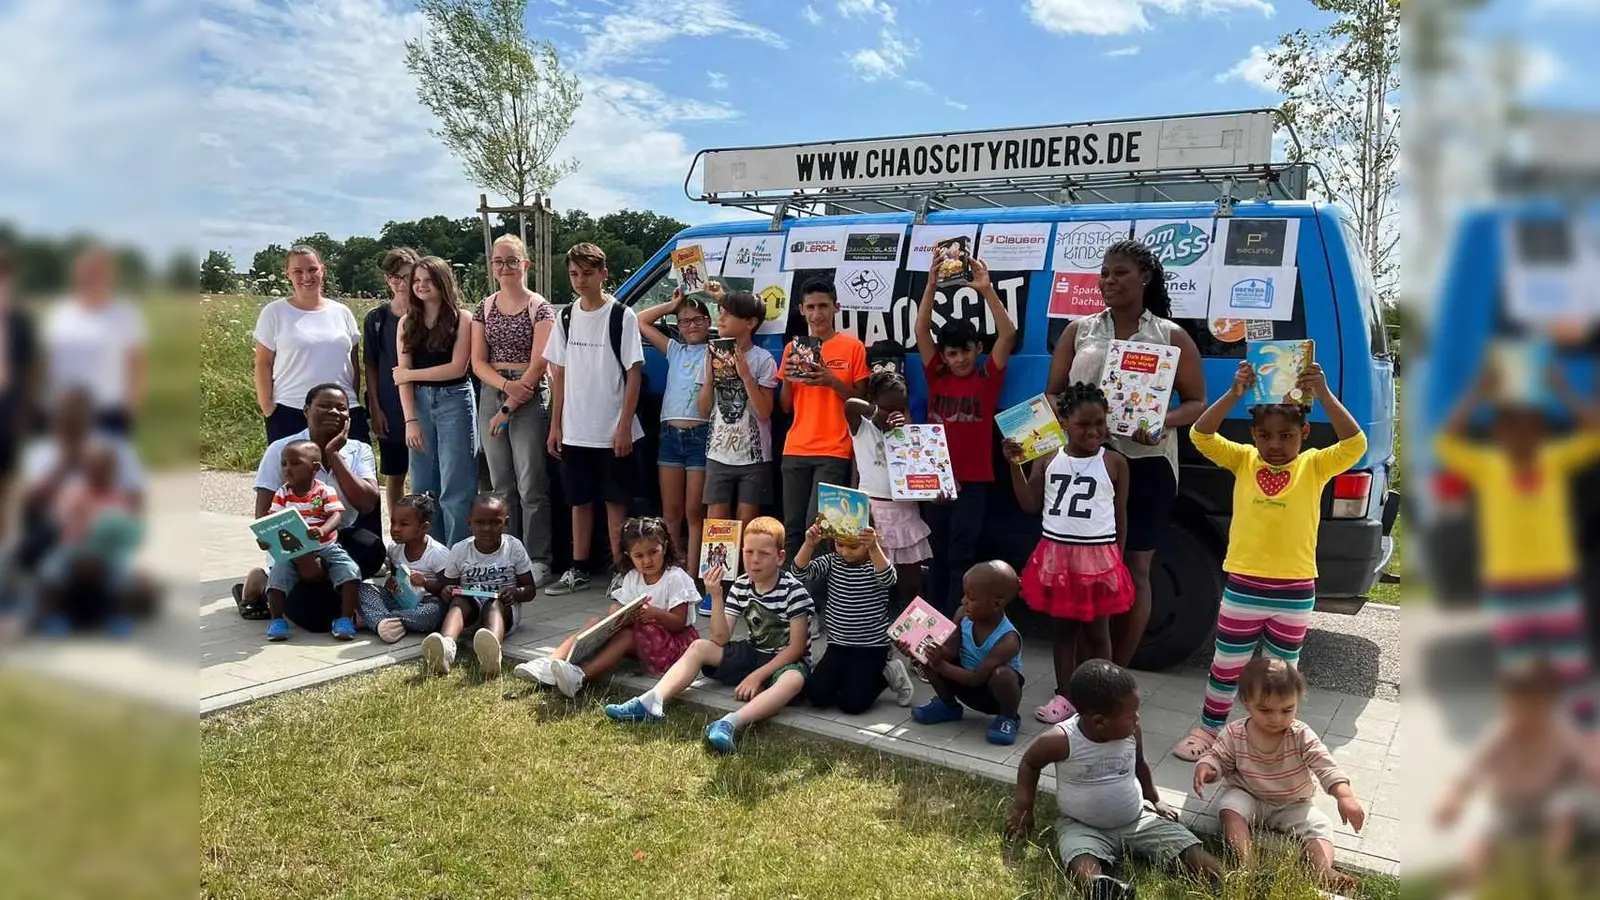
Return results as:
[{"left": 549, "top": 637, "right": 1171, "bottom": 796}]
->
[
  {"left": 1056, "top": 805, "right": 1201, "bottom": 868},
  {"left": 1217, "top": 787, "right": 1334, "bottom": 843}
]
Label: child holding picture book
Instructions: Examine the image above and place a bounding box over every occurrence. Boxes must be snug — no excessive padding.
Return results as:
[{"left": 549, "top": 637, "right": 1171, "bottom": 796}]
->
[
  {"left": 423, "top": 493, "right": 537, "bottom": 679},
  {"left": 844, "top": 371, "right": 931, "bottom": 609},
  {"left": 36, "top": 441, "right": 141, "bottom": 636},
  {"left": 354, "top": 493, "right": 448, "bottom": 643},
  {"left": 516, "top": 517, "right": 700, "bottom": 697},
  {"left": 258, "top": 439, "right": 364, "bottom": 642},
  {"left": 639, "top": 287, "right": 714, "bottom": 579},
  {"left": 909, "top": 560, "right": 1026, "bottom": 746},
  {"left": 793, "top": 522, "right": 915, "bottom": 712},
  {"left": 699, "top": 289, "right": 780, "bottom": 527}
]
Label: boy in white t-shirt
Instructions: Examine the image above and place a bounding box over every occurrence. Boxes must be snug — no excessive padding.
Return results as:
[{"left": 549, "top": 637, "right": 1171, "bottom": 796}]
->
[{"left": 542, "top": 243, "right": 646, "bottom": 597}]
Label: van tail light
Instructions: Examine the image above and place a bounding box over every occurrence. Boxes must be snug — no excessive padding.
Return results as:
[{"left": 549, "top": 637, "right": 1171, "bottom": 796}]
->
[{"left": 1331, "top": 472, "right": 1371, "bottom": 518}]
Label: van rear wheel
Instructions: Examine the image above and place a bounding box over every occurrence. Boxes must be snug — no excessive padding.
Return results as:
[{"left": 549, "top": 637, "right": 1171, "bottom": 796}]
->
[{"left": 1130, "top": 523, "right": 1223, "bottom": 672}]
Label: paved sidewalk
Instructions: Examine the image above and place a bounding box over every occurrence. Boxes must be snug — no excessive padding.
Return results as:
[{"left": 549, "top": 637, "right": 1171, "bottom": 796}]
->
[{"left": 198, "top": 508, "right": 1400, "bottom": 877}]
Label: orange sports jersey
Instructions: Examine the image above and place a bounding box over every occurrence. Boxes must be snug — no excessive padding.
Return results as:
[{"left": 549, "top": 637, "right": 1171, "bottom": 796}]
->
[{"left": 777, "top": 332, "right": 869, "bottom": 459}]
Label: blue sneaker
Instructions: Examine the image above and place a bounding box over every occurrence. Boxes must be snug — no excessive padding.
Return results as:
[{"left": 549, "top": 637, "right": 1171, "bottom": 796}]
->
[
  {"left": 330, "top": 617, "right": 356, "bottom": 641},
  {"left": 704, "top": 719, "right": 737, "bottom": 754},
  {"left": 39, "top": 614, "right": 70, "bottom": 637},
  {"left": 698, "top": 593, "right": 713, "bottom": 616},
  {"left": 266, "top": 617, "right": 291, "bottom": 642},
  {"left": 911, "top": 696, "right": 965, "bottom": 725},
  {"left": 604, "top": 698, "right": 665, "bottom": 724},
  {"left": 987, "top": 715, "right": 1020, "bottom": 746}
]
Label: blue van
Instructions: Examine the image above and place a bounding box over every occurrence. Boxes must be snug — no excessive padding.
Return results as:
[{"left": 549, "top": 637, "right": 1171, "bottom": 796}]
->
[{"left": 604, "top": 197, "right": 1398, "bottom": 669}]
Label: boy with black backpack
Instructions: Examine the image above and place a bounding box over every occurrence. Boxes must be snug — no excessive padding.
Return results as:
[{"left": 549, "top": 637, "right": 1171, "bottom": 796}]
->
[{"left": 543, "top": 242, "right": 645, "bottom": 595}]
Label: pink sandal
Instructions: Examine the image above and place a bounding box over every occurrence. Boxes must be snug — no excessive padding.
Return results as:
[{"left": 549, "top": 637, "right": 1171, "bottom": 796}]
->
[
  {"left": 1034, "top": 694, "right": 1076, "bottom": 724},
  {"left": 1172, "top": 726, "right": 1216, "bottom": 761}
]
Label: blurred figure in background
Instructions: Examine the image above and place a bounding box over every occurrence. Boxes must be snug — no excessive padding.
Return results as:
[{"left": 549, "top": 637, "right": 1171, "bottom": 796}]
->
[
  {"left": 0, "top": 245, "right": 37, "bottom": 547},
  {"left": 38, "top": 244, "right": 145, "bottom": 437},
  {"left": 34, "top": 439, "right": 142, "bottom": 636}
]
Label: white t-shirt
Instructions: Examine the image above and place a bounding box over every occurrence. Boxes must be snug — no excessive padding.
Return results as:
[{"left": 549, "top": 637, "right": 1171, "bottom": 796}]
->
[
  {"left": 40, "top": 297, "right": 146, "bottom": 412},
  {"left": 610, "top": 565, "right": 699, "bottom": 629},
  {"left": 386, "top": 535, "right": 452, "bottom": 578},
  {"left": 21, "top": 435, "right": 145, "bottom": 494},
  {"left": 252, "top": 298, "right": 363, "bottom": 410},
  {"left": 542, "top": 300, "right": 645, "bottom": 448},
  {"left": 698, "top": 344, "right": 779, "bottom": 466},
  {"left": 851, "top": 417, "right": 893, "bottom": 500},
  {"left": 253, "top": 428, "right": 377, "bottom": 518},
  {"left": 444, "top": 534, "right": 534, "bottom": 593}
]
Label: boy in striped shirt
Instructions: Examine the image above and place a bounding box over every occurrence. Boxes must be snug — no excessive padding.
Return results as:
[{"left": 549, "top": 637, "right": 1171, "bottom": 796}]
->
[
  {"left": 793, "top": 523, "right": 916, "bottom": 713},
  {"left": 260, "top": 440, "right": 364, "bottom": 642},
  {"left": 1192, "top": 657, "right": 1365, "bottom": 893}
]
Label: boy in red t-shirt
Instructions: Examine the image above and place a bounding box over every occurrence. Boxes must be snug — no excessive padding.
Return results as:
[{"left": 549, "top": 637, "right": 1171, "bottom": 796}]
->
[
  {"left": 777, "top": 278, "right": 870, "bottom": 560},
  {"left": 914, "top": 258, "right": 1015, "bottom": 615}
]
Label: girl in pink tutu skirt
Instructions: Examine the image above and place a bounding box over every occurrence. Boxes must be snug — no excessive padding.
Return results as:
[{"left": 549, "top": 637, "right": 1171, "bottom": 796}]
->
[
  {"left": 1003, "top": 382, "right": 1134, "bottom": 725},
  {"left": 844, "top": 371, "right": 932, "bottom": 609}
]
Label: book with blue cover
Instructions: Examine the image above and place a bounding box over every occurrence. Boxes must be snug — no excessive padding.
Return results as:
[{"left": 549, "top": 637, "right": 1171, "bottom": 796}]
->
[
  {"left": 392, "top": 562, "right": 422, "bottom": 610},
  {"left": 250, "top": 508, "right": 316, "bottom": 566},
  {"left": 1246, "top": 339, "right": 1315, "bottom": 407},
  {"left": 816, "top": 483, "right": 870, "bottom": 544}
]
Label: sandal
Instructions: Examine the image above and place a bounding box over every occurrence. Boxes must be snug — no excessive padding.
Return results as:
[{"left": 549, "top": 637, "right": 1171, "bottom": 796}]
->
[
  {"left": 233, "top": 583, "right": 270, "bottom": 620},
  {"left": 1172, "top": 726, "right": 1217, "bottom": 761},
  {"left": 1034, "top": 694, "right": 1076, "bottom": 724}
]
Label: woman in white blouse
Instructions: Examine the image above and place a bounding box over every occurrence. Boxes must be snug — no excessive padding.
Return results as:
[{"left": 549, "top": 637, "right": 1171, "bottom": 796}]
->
[
  {"left": 251, "top": 245, "right": 369, "bottom": 444},
  {"left": 39, "top": 244, "right": 146, "bottom": 437}
]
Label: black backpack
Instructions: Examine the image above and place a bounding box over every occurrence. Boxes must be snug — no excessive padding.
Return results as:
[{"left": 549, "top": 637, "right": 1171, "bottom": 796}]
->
[{"left": 558, "top": 300, "right": 627, "bottom": 381}]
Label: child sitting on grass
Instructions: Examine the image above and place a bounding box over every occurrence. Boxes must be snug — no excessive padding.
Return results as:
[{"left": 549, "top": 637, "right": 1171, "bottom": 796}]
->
[
  {"left": 516, "top": 516, "right": 700, "bottom": 697},
  {"left": 259, "top": 439, "right": 363, "bottom": 643},
  {"left": 907, "top": 560, "right": 1025, "bottom": 746},
  {"left": 355, "top": 493, "right": 448, "bottom": 643},
  {"left": 424, "top": 493, "right": 537, "bottom": 679},
  {"left": 1192, "top": 657, "right": 1365, "bottom": 892},
  {"left": 1007, "top": 660, "right": 1221, "bottom": 900},
  {"left": 605, "top": 516, "right": 813, "bottom": 755},
  {"left": 793, "top": 522, "right": 915, "bottom": 712}
]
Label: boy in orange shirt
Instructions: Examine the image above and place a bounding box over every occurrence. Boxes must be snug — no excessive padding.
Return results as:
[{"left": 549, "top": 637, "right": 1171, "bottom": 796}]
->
[{"left": 777, "top": 278, "right": 869, "bottom": 560}]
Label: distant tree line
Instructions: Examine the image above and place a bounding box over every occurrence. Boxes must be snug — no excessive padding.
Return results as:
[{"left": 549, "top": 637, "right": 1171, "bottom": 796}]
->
[
  {"left": 201, "top": 208, "right": 690, "bottom": 303},
  {"left": 1, "top": 223, "right": 198, "bottom": 297}
]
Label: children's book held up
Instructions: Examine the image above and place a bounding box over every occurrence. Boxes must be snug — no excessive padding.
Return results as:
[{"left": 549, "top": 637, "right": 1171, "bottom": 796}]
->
[
  {"left": 1099, "top": 340, "right": 1180, "bottom": 437},
  {"left": 1246, "top": 339, "right": 1315, "bottom": 407},
  {"left": 995, "top": 393, "right": 1065, "bottom": 463},
  {"left": 883, "top": 424, "right": 958, "bottom": 501},
  {"left": 250, "top": 508, "right": 317, "bottom": 566},
  {"left": 569, "top": 593, "right": 654, "bottom": 664},
  {"left": 786, "top": 335, "right": 823, "bottom": 377},
  {"left": 670, "top": 244, "right": 712, "bottom": 299},
  {"left": 392, "top": 563, "right": 422, "bottom": 611},
  {"left": 816, "top": 483, "right": 870, "bottom": 544},
  {"left": 709, "top": 338, "right": 739, "bottom": 386},
  {"left": 1489, "top": 336, "right": 1554, "bottom": 408},
  {"left": 887, "top": 597, "right": 957, "bottom": 664},
  {"left": 700, "top": 519, "right": 742, "bottom": 581}
]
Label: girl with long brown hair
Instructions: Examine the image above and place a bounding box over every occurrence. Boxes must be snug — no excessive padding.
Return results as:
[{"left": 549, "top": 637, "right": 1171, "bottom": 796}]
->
[{"left": 395, "top": 256, "right": 476, "bottom": 545}]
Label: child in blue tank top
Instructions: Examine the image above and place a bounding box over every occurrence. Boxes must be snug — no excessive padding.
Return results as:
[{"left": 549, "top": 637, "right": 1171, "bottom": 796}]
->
[{"left": 905, "top": 560, "right": 1026, "bottom": 745}]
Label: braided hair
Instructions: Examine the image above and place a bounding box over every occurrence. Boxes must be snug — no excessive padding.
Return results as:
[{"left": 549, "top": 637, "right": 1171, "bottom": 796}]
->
[
  {"left": 1249, "top": 402, "right": 1309, "bottom": 427},
  {"left": 1102, "top": 238, "right": 1172, "bottom": 320},
  {"left": 1055, "top": 381, "right": 1110, "bottom": 418},
  {"left": 394, "top": 492, "right": 438, "bottom": 530},
  {"left": 867, "top": 369, "right": 909, "bottom": 405}
]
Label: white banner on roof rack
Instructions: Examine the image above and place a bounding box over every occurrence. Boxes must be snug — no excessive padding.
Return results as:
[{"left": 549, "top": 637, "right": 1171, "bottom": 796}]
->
[{"left": 699, "top": 112, "right": 1276, "bottom": 194}]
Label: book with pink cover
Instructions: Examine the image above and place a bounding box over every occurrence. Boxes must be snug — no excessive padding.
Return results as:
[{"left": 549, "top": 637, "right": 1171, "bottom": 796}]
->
[{"left": 886, "top": 597, "right": 957, "bottom": 664}]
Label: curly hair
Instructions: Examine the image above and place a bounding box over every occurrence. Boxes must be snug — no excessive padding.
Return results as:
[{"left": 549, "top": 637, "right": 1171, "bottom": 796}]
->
[
  {"left": 393, "top": 492, "right": 438, "bottom": 529},
  {"left": 935, "top": 317, "right": 981, "bottom": 352},
  {"left": 867, "top": 369, "right": 908, "bottom": 405},
  {"left": 1066, "top": 659, "right": 1139, "bottom": 717},
  {"left": 1056, "top": 381, "right": 1110, "bottom": 417},
  {"left": 618, "top": 517, "right": 681, "bottom": 575},
  {"left": 1249, "top": 402, "right": 1309, "bottom": 426},
  {"left": 1102, "top": 238, "right": 1172, "bottom": 320}
]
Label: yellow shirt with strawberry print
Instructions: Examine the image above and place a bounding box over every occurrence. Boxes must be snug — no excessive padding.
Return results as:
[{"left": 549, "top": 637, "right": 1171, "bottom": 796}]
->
[{"left": 1190, "top": 429, "right": 1368, "bottom": 580}]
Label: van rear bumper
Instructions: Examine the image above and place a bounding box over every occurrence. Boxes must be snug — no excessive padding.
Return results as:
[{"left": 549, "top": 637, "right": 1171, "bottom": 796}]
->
[{"left": 1205, "top": 515, "right": 1383, "bottom": 600}]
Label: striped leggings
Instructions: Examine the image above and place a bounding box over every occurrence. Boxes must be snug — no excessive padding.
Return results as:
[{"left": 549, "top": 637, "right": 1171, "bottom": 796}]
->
[
  {"left": 355, "top": 582, "right": 447, "bottom": 635},
  {"left": 1200, "top": 574, "right": 1316, "bottom": 732},
  {"left": 1486, "top": 579, "right": 1590, "bottom": 688}
]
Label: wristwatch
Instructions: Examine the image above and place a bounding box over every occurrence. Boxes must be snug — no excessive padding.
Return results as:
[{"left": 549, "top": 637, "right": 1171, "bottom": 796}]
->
[{"left": 499, "top": 404, "right": 511, "bottom": 415}]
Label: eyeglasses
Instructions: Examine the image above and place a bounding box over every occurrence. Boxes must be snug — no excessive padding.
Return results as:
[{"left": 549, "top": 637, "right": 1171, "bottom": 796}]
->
[
  {"left": 490, "top": 258, "right": 524, "bottom": 269},
  {"left": 678, "top": 316, "right": 711, "bottom": 327}
]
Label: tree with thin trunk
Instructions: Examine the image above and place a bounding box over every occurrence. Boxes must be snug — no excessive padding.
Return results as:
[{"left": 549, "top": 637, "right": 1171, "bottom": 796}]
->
[
  {"left": 1269, "top": 0, "right": 1399, "bottom": 304},
  {"left": 405, "top": 0, "right": 582, "bottom": 243}
]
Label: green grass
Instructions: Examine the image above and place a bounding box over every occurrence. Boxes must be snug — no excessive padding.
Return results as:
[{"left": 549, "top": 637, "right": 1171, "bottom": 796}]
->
[
  {"left": 137, "top": 295, "right": 199, "bottom": 470},
  {"left": 200, "top": 665, "right": 1397, "bottom": 900}
]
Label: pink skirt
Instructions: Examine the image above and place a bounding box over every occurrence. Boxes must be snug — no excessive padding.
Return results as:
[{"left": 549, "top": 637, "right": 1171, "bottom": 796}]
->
[
  {"left": 1021, "top": 540, "right": 1135, "bottom": 622},
  {"left": 633, "top": 621, "right": 700, "bottom": 676},
  {"left": 868, "top": 498, "right": 932, "bottom": 565}
]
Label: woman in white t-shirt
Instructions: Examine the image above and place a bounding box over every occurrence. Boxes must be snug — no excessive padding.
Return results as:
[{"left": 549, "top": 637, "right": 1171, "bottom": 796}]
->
[
  {"left": 39, "top": 245, "right": 146, "bottom": 437},
  {"left": 251, "top": 245, "right": 368, "bottom": 445}
]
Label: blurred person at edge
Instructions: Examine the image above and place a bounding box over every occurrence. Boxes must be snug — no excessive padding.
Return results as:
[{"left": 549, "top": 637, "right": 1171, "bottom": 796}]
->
[
  {"left": 252, "top": 244, "right": 370, "bottom": 446},
  {"left": 38, "top": 243, "right": 145, "bottom": 438},
  {"left": 0, "top": 246, "right": 38, "bottom": 546}
]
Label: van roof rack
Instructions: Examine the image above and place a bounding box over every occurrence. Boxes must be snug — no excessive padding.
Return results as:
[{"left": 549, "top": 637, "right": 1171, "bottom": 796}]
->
[{"left": 683, "top": 108, "right": 1321, "bottom": 225}]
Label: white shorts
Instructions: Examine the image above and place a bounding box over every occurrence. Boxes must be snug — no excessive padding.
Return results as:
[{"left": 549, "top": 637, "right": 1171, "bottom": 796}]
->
[{"left": 1217, "top": 787, "right": 1334, "bottom": 843}]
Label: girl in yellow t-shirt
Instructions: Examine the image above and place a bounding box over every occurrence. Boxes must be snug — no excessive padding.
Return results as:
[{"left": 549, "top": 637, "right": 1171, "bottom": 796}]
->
[{"left": 1172, "top": 361, "right": 1366, "bottom": 762}]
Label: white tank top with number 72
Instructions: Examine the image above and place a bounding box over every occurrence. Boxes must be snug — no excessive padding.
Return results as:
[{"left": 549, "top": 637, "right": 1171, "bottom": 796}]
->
[{"left": 1041, "top": 447, "right": 1117, "bottom": 546}]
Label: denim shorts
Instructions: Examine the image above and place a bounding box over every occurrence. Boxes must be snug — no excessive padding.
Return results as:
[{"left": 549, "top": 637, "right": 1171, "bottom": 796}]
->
[{"left": 657, "top": 422, "right": 710, "bottom": 471}]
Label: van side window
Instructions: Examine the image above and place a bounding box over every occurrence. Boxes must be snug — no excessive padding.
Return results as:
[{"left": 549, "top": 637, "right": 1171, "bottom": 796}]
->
[
  {"left": 628, "top": 261, "right": 681, "bottom": 313},
  {"left": 1338, "top": 217, "right": 1389, "bottom": 358}
]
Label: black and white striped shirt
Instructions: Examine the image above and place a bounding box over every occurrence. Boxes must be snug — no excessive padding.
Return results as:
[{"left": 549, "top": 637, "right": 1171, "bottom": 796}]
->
[{"left": 794, "top": 555, "right": 898, "bottom": 647}]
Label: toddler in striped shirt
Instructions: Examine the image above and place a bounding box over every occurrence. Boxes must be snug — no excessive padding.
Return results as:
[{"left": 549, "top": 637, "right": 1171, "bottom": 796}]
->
[
  {"left": 1192, "top": 657, "right": 1364, "bottom": 892},
  {"left": 260, "top": 440, "right": 364, "bottom": 642}
]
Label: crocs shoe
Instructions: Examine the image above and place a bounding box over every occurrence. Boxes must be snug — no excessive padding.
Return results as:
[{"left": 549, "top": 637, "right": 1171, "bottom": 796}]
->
[
  {"left": 704, "top": 719, "right": 737, "bottom": 754},
  {"left": 911, "top": 696, "right": 965, "bottom": 725},
  {"left": 1034, "top": 694, "right": 1076, "bottom": 724},
  {"left": 1173, "top": 726, "right": 1217, "bottom": 761},
  {"left": 266, "top": 617, "right": 291, "bottom": 642},
  {"left": 604, "top": 697, "right": 665, "bottom": 724},
  {"left": 987, "top": 715, "right": 1021, "bottom": 746},
  {"left": 330, "top": 617, "right": 356, "bottom": 641}
]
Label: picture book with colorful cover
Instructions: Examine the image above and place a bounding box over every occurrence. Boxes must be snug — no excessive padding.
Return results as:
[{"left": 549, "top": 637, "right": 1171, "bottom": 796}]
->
[
  {"left": 816, "top": 483, "right": 870, "bottom": 543},
  {"left": 392, "top": 562, "right": 422, "bottom": 611},
  {"left": 887, "top": 597, "right": 957, "bottom": 664},
  {"left": 671, "top": 244, "right": 712, "bottom": 299},
  {"left": 1490, "top": 336, "right": 1554, "bottom": 407},
  {"left": 569, "top": 593, "right": 653, "bottom": 664},
  {"left": 1246, "top": 339, "right": 1315, "bottom": 407},
  {"left": 1099, "top": 340, "right": 1180, "bottom": 437},
  {"left": 700, "top": 518, "right": 742, "bottom": 581},
  {"left": 995, "top": 393, "right": 1065, "bottom": 463},
  {"left": 786, "top": 335, "right": 822, "bottom": 378},
  {"left": 883, "top": 424, "right": 958, "bottom": 501},
  {"left": 250, "top": 508, "right": 317, "bottom": 566},
  {"left": 83, "top": 510, "right": 143, "bottom": 559},
  {"left": 709, "top": 337, "right": 739, "bottom": 386},
  {"left": 934, "top": 235, "right": 974, "bottom": 288}
]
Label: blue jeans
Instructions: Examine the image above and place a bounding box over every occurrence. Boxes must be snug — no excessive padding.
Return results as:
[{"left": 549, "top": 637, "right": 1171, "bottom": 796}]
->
[
  {"left": 409, "top": 382, "right": 479, "bottom": 546},
  {"left": 266, "top": 543, "right": 363, "bottom": 595}
]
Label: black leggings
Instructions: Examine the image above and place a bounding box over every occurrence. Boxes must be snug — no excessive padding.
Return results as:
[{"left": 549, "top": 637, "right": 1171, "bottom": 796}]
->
[
  {"left": 805, "top": 643, "right": 889, "bottom": 715},
  {"left": 284, "top": 528, "right": 386, "bottom": 631}
]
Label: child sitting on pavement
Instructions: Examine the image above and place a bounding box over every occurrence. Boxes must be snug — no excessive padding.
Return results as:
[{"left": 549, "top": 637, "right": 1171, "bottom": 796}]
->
[
  {"left": 907, "top": 560, "right": 1026, "bottom": 746},
  {"left": 605, "top": 516, "right": 813, "bottom": 755},
  {"left": 36, "top": 440, "right": 142, "bottom": 636},
  {"left": 424, "top": 493, "right": 537, "bottom": 679},
  {"left": 1007, "top": 659, "right": 1222, "bottom": 899},
  {"left": 260, "top": 439, "right": 364, "bottom": 643},
  {"left": 793, "top": 521, "right": 915, "bottom": 713},
  {"left": 355, "top": 492, "right": 448, "bottom": 643}
]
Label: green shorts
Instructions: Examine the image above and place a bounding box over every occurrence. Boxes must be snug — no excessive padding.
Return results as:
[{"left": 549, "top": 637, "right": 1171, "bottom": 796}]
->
[{"left": 1057, "top": 805, "right": 1201, "bottom": 869}]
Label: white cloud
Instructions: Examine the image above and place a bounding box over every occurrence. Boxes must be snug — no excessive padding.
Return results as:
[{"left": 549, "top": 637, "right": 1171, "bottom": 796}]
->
[
  {"left": 837, "top": 0, "right": 896, "bottom": 22},
  {"left": 801, "top": 4, "right": 823, "bottom": 25},
  {"left": 944, "top": 98, "right": 969, "bottom": 111},
  {"left": 1516, "top": 44, "right": 1564, "bottom": 93},
  {"left": 1216, "top": 44, "right": 1277, "bottom": 92},
  {"left": 1027, "top": 0, "right": 1273, "bottom": 37},
  {"left": 848, "top": 27, "right": 916, "bottom": 80},
  {"left": 707, "top": 70, "right": 729, "bottom": 90},
  {"left": 1105, "top": 45, "right": 1141, "bottom": 57},
  {"left": 575, "top": 0, "right": 786, "bottom": 68}
]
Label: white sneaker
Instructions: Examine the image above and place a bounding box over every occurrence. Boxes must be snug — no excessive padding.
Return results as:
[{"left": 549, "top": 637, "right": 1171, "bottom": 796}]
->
[
  {"left": 513, "top": 656, "right": 558, "bottom": 686},
  {"left": 473, "top": 629, "right": 503, "bottom": 679},
  {"left": 423, "top": 632, "right": 455, "bottom": 676},
  {"left": 531, "top": 562, "right": 555, "bottom": 588},
  {"left": 549, "top": 657, "right": 585, "bottom": 699},
  {"left": 884, "top": 658, "right": 915, "bottom": 707},
  {"left": 376, "top": 617, "right": 406, "bottom": 644}
]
